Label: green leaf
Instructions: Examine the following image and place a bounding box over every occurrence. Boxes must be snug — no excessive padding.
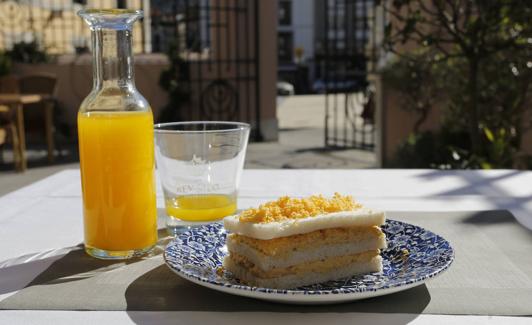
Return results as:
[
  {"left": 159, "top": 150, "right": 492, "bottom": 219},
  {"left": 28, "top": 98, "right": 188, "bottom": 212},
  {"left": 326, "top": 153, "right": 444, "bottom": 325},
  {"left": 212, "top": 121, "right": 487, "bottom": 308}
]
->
[
  {"left": 481, "top": 162, "right": 492, "bottom": 170},
  {"left": 484, "top": 128, "right": 495, "bottom": 142},
  {"left": 499, "top": 128, "right": 506, "bottom": 138}
]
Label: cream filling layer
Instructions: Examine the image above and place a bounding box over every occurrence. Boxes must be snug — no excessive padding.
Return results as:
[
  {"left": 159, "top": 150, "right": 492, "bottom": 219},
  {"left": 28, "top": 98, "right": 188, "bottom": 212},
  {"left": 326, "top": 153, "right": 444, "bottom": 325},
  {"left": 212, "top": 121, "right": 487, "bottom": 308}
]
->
[{"left": 227, "top": 236, "right": 386, "bottom": 271}]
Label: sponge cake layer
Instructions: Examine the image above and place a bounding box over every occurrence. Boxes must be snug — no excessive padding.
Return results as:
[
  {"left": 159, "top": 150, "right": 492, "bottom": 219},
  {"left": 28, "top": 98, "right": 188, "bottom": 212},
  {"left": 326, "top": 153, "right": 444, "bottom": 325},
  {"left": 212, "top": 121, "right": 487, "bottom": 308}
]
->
[{"left": 224, "top": 252, "right": 382, "bottom": 289}]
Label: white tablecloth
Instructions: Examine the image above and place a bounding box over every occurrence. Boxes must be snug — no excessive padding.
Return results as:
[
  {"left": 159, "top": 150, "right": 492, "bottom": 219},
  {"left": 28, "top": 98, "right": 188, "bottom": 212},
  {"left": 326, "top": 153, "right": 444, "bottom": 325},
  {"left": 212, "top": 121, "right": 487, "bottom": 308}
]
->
[{"left": 1, "top": 169, "right": 531, "bottom": 324}]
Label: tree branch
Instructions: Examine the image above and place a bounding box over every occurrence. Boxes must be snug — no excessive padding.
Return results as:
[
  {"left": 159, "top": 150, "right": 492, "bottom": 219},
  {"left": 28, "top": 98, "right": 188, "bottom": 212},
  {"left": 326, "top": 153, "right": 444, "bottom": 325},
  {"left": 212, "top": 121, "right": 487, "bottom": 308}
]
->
[{"left": 432, "top": 0, "right": 470, "bottom": 55}]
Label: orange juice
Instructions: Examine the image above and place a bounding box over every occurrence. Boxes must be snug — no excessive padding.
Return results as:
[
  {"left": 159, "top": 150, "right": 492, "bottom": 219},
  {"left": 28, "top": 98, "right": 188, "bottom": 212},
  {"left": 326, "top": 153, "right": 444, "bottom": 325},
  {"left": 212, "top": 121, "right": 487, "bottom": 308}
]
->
[
  {"left": 165, "top": 194, "right": 236, "bottom": 221},
  {"left": 78, "top": 111, "right": 157, "bottom": 255}
]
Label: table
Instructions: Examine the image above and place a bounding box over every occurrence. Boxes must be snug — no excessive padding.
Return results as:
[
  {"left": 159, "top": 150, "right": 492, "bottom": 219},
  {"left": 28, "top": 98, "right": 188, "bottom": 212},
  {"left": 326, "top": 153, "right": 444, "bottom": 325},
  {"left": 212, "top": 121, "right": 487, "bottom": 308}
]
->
[
  {"left": 0, "top": 169, "right": 531, "bottom": 324},
  {"left": 0, "top": 94, "right": 54, "bottom": 171}
]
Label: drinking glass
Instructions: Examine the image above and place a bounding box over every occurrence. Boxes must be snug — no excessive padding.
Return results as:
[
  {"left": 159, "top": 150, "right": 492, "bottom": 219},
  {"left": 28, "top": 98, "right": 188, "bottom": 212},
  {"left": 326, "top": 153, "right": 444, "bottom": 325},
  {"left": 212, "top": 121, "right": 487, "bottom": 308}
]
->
[{"left": 154, "top": 122, "right": 250, "bottom": 235}]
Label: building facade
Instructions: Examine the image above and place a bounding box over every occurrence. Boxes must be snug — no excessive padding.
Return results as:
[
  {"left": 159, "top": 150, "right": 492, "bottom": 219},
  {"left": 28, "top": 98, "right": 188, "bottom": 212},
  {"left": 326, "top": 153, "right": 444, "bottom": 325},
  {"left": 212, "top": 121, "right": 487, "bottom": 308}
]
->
[{"left": 277, "top": 0, "right": 378, "bottom": 94}]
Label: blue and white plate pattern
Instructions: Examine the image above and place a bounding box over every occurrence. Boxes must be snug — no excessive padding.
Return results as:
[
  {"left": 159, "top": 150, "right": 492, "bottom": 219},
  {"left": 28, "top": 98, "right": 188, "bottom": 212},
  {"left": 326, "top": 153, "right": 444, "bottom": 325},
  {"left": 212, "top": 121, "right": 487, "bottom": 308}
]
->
[{"left": 164, "top": 219, "right": 454, "bottom": 304}]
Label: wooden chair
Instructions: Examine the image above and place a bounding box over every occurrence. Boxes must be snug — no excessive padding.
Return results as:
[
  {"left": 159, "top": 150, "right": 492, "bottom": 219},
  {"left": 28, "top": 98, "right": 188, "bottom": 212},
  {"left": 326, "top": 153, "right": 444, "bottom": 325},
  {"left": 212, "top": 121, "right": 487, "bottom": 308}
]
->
[
  {"left": 19, "top": 74, "right": 58, "bottom": 163},
  {"left": 0, "top": 75, "right": 21, "bottom": 167}
]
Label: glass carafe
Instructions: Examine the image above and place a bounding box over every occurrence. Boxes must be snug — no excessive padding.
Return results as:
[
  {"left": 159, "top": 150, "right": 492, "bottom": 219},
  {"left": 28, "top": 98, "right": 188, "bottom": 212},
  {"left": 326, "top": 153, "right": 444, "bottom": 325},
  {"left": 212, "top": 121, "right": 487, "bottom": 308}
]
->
[{"left": 77, "top": 9, "right": 157, "bottom": 259}]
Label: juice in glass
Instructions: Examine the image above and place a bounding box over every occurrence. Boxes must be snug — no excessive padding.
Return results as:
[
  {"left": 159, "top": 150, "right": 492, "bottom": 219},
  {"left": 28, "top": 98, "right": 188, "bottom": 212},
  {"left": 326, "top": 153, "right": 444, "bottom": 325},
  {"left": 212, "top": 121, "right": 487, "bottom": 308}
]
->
[
  {"left": 78, "top": 111, "right": 157, "bottom": 256},
  {"left": 165, "top": 193, "right": 237, "bottom": 222}
]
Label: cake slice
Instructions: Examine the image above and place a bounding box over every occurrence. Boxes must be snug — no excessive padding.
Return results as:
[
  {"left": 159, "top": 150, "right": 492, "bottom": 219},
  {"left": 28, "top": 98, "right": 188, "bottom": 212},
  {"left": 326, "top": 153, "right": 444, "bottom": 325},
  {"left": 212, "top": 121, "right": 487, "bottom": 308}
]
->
[{"left": 223, "top": 193, "right": 386, "bottom": 289}]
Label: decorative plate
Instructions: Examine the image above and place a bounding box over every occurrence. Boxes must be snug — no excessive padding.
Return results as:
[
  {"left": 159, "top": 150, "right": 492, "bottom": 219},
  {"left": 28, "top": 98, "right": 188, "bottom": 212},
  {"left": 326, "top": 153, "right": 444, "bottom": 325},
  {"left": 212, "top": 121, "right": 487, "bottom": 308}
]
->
[{"left": 164, "top": 219, "right": 454, "bottom": 304}]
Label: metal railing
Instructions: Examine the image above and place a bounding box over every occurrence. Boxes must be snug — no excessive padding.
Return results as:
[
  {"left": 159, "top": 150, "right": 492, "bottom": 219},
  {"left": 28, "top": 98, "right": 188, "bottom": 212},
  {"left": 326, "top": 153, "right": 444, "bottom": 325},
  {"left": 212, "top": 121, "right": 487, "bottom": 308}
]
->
[{"left": 317, "top": 0, "right": 384, "bottom": 149}]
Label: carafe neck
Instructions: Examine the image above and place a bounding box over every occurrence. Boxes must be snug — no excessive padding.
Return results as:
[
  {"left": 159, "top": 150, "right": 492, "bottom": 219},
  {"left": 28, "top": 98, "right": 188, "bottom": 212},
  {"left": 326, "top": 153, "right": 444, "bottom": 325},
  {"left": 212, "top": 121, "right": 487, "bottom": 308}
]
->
[{"left": 92, "top": 27, "right": 135, "bottom": 90}]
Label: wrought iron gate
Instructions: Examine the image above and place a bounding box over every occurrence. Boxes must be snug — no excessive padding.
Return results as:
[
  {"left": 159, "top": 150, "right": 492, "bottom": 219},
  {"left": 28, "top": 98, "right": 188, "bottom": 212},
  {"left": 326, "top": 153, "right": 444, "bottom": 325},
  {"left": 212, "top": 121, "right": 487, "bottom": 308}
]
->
[
  {"left": 316, "top": 0, "right": 381, "bottom": 149},
  {"left": 152, "top": 0, "right": 262, "bottom": 140}
]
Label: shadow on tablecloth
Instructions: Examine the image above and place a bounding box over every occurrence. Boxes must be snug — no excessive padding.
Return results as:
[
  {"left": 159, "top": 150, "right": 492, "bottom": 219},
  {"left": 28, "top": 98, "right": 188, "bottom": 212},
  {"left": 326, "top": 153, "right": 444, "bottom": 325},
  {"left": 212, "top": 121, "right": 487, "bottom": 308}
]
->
[{"left": 123, "top": 264, "right": 431, "bottom": 313}]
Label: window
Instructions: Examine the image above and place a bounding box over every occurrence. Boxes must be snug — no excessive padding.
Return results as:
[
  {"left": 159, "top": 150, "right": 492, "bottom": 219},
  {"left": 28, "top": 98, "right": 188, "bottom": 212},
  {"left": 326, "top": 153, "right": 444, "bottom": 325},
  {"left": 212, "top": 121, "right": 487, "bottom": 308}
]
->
[
  {"left": 278, "top": 1, "right": 292, "bottom": 26},
  {"left": 278, "top": 32, "right": 293, "bottom": 64}
]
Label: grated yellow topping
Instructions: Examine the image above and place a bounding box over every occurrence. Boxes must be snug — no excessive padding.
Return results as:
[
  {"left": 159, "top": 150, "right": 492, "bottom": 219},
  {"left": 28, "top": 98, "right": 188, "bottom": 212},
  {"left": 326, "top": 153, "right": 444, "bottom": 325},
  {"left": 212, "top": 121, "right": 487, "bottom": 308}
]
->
[{"left": 238, "top": 193, "right": 362, "bottom": 223}]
